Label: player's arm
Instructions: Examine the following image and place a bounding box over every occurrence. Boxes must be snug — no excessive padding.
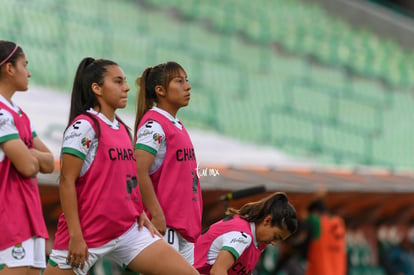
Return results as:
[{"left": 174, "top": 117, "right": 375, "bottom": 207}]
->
[
  {"left": 1, "top": 138, "right": 39, "bottom": 178},
  {"left": 135, "top": 120, "right": 166, "bottom": 234},
  {"left": 59, "top": 153, "right": 89, "bottom": 267},
  {"left": 135, "top": 148, "right": 166, "bottom": 235},
  {"left": 210, "top": 250, "right": 236, "bottom": 275},
  {"left": 59, "top": 119, "right": 94, "bottom": 268},
  {"left": 30, "top": 135, "right": 54, "bottom": 174},
  {"left": 210, "top": 231, "right": 252, "bottom": 275},
  {"left": 59, "top": 153, "right": 83, "bottom": 238}
]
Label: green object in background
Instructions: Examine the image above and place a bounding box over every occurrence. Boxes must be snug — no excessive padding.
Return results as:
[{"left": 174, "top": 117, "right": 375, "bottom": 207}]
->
[{"left": 2, "top": 0, "right": 414, "bottom": 169}]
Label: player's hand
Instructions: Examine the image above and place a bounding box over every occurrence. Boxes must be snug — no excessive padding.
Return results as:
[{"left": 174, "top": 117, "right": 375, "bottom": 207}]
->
[
  {"left": 151, "top": 214, "right": 167, "bottom": 236},
  {"left": 67, "top": 234, "right": 89, "bottom": 270},
  {"left": 138, "top": 212, "right": 162, "bottom": 238}
]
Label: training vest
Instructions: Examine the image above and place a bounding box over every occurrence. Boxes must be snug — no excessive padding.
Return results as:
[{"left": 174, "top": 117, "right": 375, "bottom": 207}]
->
[
  {"left": 138, "top": 110, "right": 202, "bottom": 242},
  {"left": 0, "top": 102, "right": 48, "bottom": 250},
  {"left": 306, "top": 214, "right": 347, "bottom": 275},
  {"left": 194, "top": 215, "right": 267, "bottom": 275},
  {"left": 54, "top": 114, "right": 143, "bottom": 249}
]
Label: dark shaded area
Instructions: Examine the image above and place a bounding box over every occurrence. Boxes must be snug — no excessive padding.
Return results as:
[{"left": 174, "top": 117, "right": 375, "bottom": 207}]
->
[{"left": 370, "top": 0, "right": 414, "bottom": 17}]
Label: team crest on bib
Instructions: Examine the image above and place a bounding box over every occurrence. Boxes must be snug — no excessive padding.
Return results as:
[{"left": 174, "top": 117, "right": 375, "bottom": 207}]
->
[{"left": 11, "top": 243, "right": 25, "bottom": 260}]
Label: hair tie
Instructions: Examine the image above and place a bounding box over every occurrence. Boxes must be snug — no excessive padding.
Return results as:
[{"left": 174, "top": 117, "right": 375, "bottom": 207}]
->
[{"left": 0, "top": 44, "right": 18, "bottom": 67}]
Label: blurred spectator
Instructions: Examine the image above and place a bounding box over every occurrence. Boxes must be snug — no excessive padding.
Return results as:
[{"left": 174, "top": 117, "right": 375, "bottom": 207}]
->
[
  {"left": 380, "top": 227, "right": 414, "bottom": 275},
  {"left": 304, "top": 198, "right": 347, "bottom": 275}
]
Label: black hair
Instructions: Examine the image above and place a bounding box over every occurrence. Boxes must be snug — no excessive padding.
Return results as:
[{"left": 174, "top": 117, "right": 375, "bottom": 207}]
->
[
  {"left": 66, "top": 57, "right": 131, "bottom": 140},
  {"left": 0, "top": 40, "right": 23, "bottom": 70}
]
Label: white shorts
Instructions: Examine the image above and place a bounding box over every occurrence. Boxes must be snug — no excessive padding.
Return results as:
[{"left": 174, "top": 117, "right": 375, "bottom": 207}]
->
[
  {"left": 48, "top": 222, "right": 161, "bottom": 275},
  {"left": 164, "top": 227, "right": 194, "bottom": 264},
  {"left": 0, "top": 237, "right": 46, "bottom": 269}
]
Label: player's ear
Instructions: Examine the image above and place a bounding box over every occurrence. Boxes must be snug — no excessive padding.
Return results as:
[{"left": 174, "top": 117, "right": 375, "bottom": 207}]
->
[
  {"left": 264, "top": 215, "right": 272, "bottom": 226},
  {"left": 155, "top": 85, "right": 166, "bottom": 97},
  {"left": 3, "top": 62, "right": 15, "bottom": 76},
  {"left": 91, "top": 82, "right": 102, "bottom": 96}
]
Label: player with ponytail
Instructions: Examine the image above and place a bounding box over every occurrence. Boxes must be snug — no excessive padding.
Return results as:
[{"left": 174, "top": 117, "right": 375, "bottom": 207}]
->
[
  {"left": 134, "top": 62, "right": 202, "bottom": 264},
  {"left": 194, "top": 192, "right": 298, "bottom": 275},
  {"left": 44, "top": 57, "right": 200, "bottom": 275}
]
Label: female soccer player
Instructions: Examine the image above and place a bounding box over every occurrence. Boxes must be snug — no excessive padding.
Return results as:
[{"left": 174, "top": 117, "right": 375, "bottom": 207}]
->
[
  {"left": 0, "top": 40, "right": 55, "bottom": 275},
  {"left": 44, "top": 57, "right": 199, "bottom": 275},
  {"left": 194, "top": 192, "right": 297, "bottom": 275},
  {"left": 134, "top": 62, "right": 202, "bottom": 264}
]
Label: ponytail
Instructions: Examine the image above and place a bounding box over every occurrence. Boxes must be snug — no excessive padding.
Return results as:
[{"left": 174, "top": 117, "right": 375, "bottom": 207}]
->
[
  {"left": 68, "top": 57, "right": 96, "bottom": 126},
  {"left": 134, "top": 67, "right": 156, "bottom": 139},
  {"left": 226, "top": 192, "right": 298, "bottom": 234}
]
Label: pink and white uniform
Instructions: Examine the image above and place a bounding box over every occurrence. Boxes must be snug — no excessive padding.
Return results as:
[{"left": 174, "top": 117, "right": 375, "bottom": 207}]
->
[
  {"left": 53, "top": 112, "right": 143, "bottom": 249},
  {"left": 136, "top": 108, "right": 202, "bottom": 243},
  {"left": 194, "top": 215, "right": 267, "bottom": 275},
  {"left": 0, "top": 99, "right": 48, "bottom": 250}
]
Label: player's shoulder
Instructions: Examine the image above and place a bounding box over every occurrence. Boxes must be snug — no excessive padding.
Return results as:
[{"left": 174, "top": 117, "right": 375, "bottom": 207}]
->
[
  {"left": 140, "top": 119, "right": 162, "bottom": 129},
  {"left": 64, "top": 118, "right": 95, "bottom": 139},
  {"left": 137, "top": 119, "right": 164, "bottom": 135},
  {"left": 68, "top": 118, "right": 94, "bottom": 130},
  {"left": 0, "top": 106, "right": 14, "bottom": 117},
  {"left": 0, "top": 107, "right": 15, "bottom": 124},
  {"left": 222, "top": 231, "right": 252, "bottom": 243}
]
